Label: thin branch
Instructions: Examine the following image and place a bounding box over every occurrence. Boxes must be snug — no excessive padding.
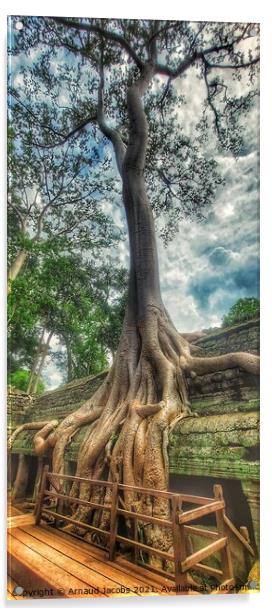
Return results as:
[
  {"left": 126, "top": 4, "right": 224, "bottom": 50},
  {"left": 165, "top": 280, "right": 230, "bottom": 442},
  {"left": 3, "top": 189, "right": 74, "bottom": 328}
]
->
[
  {"left": 155, "top": 29, "right": 259, "bottom": 79},
  {"left": 188, "top": 22, "right": 207, "bottom": 54},
  {"left": 202, "top": 55, "right": 222, "bottom": 140},
  {"left": 158, "top": 169, "right": 179, "bottom": 200},
  {"left": 10, "top": 91, "right": 65, "bottom": 139},
  {"left": 204, "top": 56, "right": 260, "bottom": 70},
  {"left": 30, "top": 114, "right": 97, "bottom": 149},
  {"left": 148, "top": 21, "right": 182, "bottom": 45},
  {"left": 159, "top": 76, "right": 173, "bottom": 113},
  {"left": 148, "top": 20, "right": 160, "bottom": 62},
  {"left": 10, "top": 89, "right": 96, "bottom": 149},
  {"left": 44, "top": 18, "right": 91, "bottom": 60},
  {"left": 38, "top": 149, "right": 52, "bottom": 201},
  {"left": 21, "top": 180, "right": 30, "bottom": 210}
]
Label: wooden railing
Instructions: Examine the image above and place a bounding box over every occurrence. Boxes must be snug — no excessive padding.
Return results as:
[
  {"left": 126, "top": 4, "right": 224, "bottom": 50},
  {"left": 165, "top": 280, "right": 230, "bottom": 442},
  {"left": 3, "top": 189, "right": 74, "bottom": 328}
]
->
[{"left": 34, "top": 466, "right": 255, "bottom": 594}]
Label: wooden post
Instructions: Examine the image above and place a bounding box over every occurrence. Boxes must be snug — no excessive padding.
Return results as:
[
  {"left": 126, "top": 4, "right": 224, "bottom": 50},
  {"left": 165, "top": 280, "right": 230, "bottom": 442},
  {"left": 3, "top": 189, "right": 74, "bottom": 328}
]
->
[
  {"left": 109, "top": 480, "right": 118, "bottom": 561},
  {"left": 171, "top": 494, "right": 189, "bottom": 595},
  {"left": 213, "top": 484, "right": 234, "bottom": 590},
  {"left": 240, "top": 526, "right": 252, "bottom": 572},
  {"left": 12, "top": 454, "right": 29, "bottom": 501},
  {"left": 33, "top": 457, "right": 44, "bottom": 503},
  {"left": 131, "top": 505, "right": 139, "bottom": 563},
  {"left": 55, "top": 471, "right": 65, "bottom": 528},
  {"left": 34, "top": 464, "right": 49, "bottom": 525}
]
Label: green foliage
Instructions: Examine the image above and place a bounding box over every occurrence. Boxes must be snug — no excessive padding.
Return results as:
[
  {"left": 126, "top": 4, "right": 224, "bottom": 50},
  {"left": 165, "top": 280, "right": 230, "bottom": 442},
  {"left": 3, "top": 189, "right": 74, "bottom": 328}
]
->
[
  {"left": 7, "top": 111, "right": 123, "bottom": 269},
  {"left": 8, "top": 249, "right": 127, "bottom": 384},
  {"left": 222, "top": 297, "right": 260, "bottom": 328},
  {"left": 8, "top": 369, "right": 45, "bottom": 393}
]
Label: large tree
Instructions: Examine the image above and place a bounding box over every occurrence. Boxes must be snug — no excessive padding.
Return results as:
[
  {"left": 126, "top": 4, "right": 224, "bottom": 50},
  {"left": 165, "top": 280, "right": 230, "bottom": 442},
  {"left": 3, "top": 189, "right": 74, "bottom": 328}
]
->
[{"left": 9, "top": 17, "right": 259, "bottom": 556}]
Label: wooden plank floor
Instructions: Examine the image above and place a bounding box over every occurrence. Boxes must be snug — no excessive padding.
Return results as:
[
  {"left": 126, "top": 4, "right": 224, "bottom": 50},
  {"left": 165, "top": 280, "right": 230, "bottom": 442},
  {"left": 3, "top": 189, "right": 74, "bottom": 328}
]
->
[
  {"left": 8, "top": 513, "right": 35, "bottom": 528},
  {"left": 7, "top": 522, "right": 182, "bottom": 600},
  {"left": 8, "top": 502, "right": 22, "bottom": 517}
]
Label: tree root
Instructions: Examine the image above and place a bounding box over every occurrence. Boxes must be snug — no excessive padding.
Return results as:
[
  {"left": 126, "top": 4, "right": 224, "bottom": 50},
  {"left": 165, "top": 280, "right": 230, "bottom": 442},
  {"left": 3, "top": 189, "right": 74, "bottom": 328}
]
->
[
  {"left": 9, "top": 305, "right": 260, "bottom": 571},
  {"left": 8, "top": 420, "right": 58, "bottom": 450},
  {"left": 133, "top": 400, "right": 165, "bottom": 418},
  {"left": 180, "top": 350, "right": 260, "bottom": 376}
]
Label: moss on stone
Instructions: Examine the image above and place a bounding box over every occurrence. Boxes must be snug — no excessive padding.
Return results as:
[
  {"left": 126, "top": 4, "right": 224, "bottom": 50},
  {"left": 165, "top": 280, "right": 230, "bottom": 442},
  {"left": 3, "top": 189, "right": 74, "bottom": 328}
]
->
[{"left": 191, "top": 398, "right": 260, "bottom": 416}]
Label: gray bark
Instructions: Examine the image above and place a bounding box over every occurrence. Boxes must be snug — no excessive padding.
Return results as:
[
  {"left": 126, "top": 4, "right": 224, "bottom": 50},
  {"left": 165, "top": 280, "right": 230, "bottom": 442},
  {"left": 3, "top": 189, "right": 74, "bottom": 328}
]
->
[
  {"left": 27, "top": 327, "right": 46, "bottom": 394},
  {"left": 30, "top": 331, "right": 53, "bottom": 394},
  {"left": 8, "top": 249, "right": 28, "bottom": 290}
]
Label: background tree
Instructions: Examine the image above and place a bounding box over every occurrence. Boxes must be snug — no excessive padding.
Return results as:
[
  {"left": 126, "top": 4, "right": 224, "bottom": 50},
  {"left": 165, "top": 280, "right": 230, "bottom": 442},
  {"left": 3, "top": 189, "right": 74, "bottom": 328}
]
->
[
  {"left": 8, "top": 250, "right": 127, "bottom": 391},
  {"left": 222, "top": 297, "right": 260, "bottom": 328},
  {"left": 8, "top": 369, "right": 45, "bottom": 394},
  {"left": 7, "top": 106, "right": 122, "bottom": 289},
  {"left": 9, "top": 18, "right": 260, "bottom": 558}
]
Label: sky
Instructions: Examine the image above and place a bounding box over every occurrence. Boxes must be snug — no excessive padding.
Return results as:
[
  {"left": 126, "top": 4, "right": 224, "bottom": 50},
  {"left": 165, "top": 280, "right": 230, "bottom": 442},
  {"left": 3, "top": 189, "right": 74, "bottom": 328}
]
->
[{"left": 7, "top": 17, "right": 260, "bottom": 390}]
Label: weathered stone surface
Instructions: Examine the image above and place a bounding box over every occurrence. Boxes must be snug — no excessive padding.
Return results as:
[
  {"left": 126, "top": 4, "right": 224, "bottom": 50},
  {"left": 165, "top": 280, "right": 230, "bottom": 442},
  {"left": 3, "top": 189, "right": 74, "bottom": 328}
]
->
[
  {"left": 193, "top": 319, "right": 259, "bottom": 357},
  {"left": 188, "top": 367, "right": 259, "bottom": 413},
  {"left": 168, "top": 412, "right": 259, "bottom": 481},
  {"left": 7, "top": 389, "right": 35, "bottom": 438},
  {"left": 23, "top": 371, "right": 107, "bottom": 422},
  {"left": 241, "top": 480, "right": 260, "bottom": 551}
]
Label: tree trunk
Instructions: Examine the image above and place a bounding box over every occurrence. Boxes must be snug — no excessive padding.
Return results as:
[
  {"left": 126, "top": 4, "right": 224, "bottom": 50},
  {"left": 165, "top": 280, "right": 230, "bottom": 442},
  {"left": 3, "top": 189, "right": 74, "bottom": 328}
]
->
[
  {"left": 7, "top": 249, "right": 28, "bottom": 291},
  {"left": 31, "top": 331, "right": 53, "bottom": 394},
  {"left": 27, "top": 327, "right": 46, "bottom": 394},
  {"left": 65, "top": 337, "right": 74, "bottom": 382}
]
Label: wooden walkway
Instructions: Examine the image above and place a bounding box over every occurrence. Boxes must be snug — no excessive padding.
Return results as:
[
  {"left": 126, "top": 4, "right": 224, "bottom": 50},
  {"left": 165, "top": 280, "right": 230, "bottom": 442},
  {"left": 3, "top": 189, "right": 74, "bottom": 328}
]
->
[
  {"left": 7, "top": 472, "right": 255, "bottom": 599},
  {"left": 7, "top": 522, "right": 185, "bottom": 600}
]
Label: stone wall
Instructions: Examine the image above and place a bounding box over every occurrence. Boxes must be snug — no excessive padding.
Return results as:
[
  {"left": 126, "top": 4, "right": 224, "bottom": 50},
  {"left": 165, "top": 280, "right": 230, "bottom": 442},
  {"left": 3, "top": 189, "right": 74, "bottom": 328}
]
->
[
  {"left": 169, "top": 411, "right": 259, "bottom": 481},
  {"left": 23, "top": 370, "right": 107, "bottom": 422},
  {"left": 194, "top": 318, "right": 259, "bottom": 357},
  {"left": 7, "top": 389, "right": 34, "bottom": 440}
]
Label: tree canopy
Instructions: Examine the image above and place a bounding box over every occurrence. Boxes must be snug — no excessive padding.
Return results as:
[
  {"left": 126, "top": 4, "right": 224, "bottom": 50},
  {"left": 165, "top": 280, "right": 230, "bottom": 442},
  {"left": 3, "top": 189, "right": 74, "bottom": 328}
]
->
[{"left": 9, "top": 18, "right": 259, "bottom": 247}]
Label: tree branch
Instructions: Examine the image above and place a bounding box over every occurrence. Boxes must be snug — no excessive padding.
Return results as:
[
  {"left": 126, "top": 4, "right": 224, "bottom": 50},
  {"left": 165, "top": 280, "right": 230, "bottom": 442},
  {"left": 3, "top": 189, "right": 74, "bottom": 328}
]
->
[
  {"left": 11, "top": 89, "right": 96, "bottom": 149},
  {"left": 202, "top": 55, "right": 222, "bottom": 140},
  {"left": 10, "top": 91, "right": 65, "bottom": 139},
  {"left": 204, "top": 56, "right": 260, "bottom": 70},
  {"left": 50, "top": 17, "right": 144, "bottom": 70},
  {"left": 97, "top": 44, "right": 126, "bottom": 176},
  {"left": 155, "top": 29, "right": 259, "bottom": 79},
  {"left": 30, "top": 114, "right": 97, "bottom": 149},
  {"left": 148, "top": 21, "right": 182, "bottom": 45}
]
